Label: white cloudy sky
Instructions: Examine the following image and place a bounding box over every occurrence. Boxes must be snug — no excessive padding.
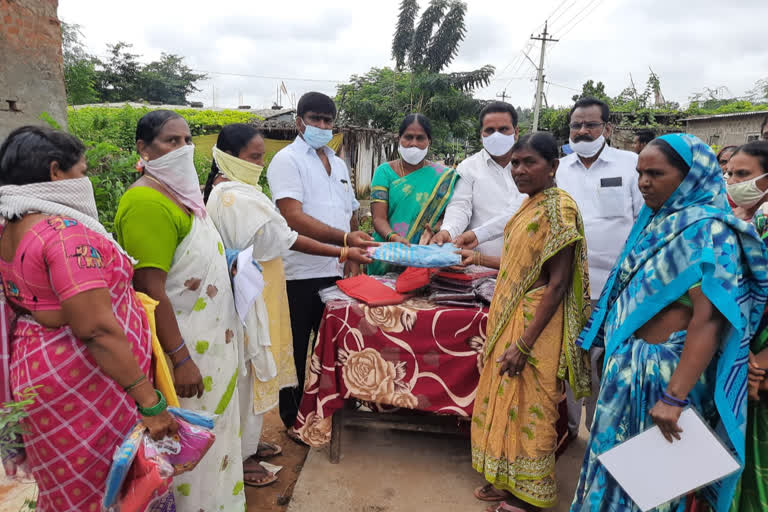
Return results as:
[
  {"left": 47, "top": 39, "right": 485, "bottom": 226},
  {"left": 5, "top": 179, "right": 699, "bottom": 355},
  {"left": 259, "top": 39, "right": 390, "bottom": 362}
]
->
[{"left": 58, "top": 0, "right": 767, "bottom": 111}]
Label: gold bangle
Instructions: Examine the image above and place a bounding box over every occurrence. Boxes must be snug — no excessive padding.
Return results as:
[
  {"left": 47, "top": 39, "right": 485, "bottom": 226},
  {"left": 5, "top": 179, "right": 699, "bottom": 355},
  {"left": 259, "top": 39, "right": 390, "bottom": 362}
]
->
[
  {"left": 473, "top": 250, "right": 482, "bottom": 267},
  {"left": 339, "top": 247, "right": 349, "bottom": 263},
  {"left": 516, "top": 337, "right": 532, "bottom": 355},
  {"left": 344, "top": 232, "right": 349, "bottom": 247}
]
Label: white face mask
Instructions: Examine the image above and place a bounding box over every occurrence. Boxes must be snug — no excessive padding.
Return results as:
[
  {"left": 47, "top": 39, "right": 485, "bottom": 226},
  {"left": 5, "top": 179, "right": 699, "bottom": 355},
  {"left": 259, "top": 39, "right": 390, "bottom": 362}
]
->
[
  {"left": 726, "top": 173, "right": 768, "bottom": 208},
  {"left": 141, "top": 144, "right": 206, "bottom": 217},
  {"left": 482, "top": 131, "right": 516, "bottom": 157},
  {"left": 569, "top": 134, "right": 605, "bottom": 158},
  {"left": 398, "top": 144, "right": 429, "bottom": 166}
]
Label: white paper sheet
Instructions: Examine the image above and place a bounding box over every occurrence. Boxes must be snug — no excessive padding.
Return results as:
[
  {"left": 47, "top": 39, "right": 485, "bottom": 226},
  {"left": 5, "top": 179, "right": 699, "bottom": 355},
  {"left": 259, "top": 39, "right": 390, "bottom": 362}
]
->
[{"left": 597, "top": 408, "right": 740, "bottom": 511}]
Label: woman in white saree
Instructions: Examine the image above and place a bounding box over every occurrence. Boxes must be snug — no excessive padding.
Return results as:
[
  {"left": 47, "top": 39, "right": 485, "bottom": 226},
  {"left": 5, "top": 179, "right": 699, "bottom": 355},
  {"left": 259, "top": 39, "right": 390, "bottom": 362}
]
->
[{"left": 204, "top": 123, "right": 372, "bottom": 486}]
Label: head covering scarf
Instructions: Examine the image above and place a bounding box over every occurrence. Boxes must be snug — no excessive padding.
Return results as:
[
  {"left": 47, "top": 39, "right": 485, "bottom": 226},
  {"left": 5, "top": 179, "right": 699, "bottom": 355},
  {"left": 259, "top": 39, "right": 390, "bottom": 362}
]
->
[
  {"left": 578, "top": 133, "right": 768, "bottom": 510},
  {"left": 212, "top": 146, "right": 264, "bottom": 190}
]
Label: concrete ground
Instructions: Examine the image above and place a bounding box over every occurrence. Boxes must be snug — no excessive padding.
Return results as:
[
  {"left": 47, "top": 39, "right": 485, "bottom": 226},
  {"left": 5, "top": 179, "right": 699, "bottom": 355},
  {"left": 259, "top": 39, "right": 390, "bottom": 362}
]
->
[{"left": 288, "top": 418, "right": 589, "bottom": 512}]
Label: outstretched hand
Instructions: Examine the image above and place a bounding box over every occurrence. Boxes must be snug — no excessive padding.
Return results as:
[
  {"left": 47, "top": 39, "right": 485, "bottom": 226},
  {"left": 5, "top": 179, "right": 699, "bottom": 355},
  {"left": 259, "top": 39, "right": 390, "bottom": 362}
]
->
[
  {"left": 453, "top": 231, "right": 478, "bottom": 250},
  {"left": 347, "top": 230, "right": 378, "bottom": 249}
]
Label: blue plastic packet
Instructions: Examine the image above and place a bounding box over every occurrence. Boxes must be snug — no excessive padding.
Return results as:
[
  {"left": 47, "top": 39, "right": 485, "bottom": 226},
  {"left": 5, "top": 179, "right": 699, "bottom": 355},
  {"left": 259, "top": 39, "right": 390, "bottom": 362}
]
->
[{"left": 368, "top": 242, "right": 461, "bottom": 268}]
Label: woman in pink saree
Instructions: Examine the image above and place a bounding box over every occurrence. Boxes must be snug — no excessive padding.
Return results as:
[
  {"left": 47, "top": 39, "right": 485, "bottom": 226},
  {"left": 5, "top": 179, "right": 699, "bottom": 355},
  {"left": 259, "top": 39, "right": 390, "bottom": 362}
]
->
[{"left": 0, "top": 126, "right": 177, "bottom": 512}]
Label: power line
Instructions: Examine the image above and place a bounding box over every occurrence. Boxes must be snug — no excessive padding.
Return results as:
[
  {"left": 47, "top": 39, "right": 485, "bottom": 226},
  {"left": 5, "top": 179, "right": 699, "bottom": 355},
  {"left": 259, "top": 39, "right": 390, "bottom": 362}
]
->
[
  {"left": 549, "top": 0, "right": 583, "bottom": 28},
  {"left": 554, "top": 0, "right": 606, "bottom": 39},
  {"left": 193, "top": 70, "right": 345, "bottom": 83}
]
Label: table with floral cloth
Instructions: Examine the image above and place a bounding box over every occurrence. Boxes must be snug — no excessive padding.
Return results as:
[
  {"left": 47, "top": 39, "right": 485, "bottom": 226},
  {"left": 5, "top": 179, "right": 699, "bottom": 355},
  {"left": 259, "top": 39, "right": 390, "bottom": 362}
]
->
[{"left": 292, "top": 297, "right": 490, "bottom": 446}]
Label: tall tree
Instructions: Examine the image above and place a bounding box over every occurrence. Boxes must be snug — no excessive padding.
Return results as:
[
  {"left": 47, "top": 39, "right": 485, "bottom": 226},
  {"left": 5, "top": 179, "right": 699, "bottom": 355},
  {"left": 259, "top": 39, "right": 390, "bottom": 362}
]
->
[
  {"left": 392, "top": 0, "right": 418, "bottom": 70},
  {"left": 96, "top": 42, "right": 143, "bottom": 102},
  {"left": 61, "top": 22, "right": 99, "bottom": 105},
  {"left": 138, "top": 54, "right": 207, "bottom": 105},
  {"left": 571, "top": 80, "right": 611, "bottom": 104}
]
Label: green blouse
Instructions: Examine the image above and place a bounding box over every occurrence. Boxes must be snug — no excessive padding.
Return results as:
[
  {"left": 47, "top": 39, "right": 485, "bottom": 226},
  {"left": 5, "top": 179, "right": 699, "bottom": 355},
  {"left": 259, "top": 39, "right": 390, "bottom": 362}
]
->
[{"left": 114, "top": 186, "right": 193, "bottom": 272}]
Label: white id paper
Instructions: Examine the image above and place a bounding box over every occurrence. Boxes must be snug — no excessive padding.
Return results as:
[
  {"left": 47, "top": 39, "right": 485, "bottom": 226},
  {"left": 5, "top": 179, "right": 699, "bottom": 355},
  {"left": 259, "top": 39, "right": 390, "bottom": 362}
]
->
[{"left": 597, "top": 407, "right": 740, "bottom": 511}]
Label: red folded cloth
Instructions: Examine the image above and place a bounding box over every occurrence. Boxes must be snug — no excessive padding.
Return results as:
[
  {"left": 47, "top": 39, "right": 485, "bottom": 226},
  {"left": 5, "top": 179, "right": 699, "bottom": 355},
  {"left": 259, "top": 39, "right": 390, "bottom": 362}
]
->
[
  {"left": 435, "top": 269, "right": 498, "bottom": 282},
  {"left": 337, "top": 275, "right": 406, "bottom": 306},
  {"left": 395, "top": 267, "right": 434, "bottom": 293}
]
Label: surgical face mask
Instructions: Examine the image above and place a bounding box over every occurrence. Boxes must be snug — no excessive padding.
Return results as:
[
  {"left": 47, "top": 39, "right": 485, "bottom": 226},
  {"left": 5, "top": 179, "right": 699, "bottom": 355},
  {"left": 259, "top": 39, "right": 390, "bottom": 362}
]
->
[
  {"left": 482, "top": 131, "right": 516, "bottom": 157},
  {"left": 300, "top": 118, "right": 333, "bottom": 149},
  {"left": 398, "top": 144, "right": 429, "bottom": 166},
  {"left": 569, "top": 134, "right": 605, "bottom": 158},
  {"left": 726, "top": 173, "right": 768, "bottom": 208}
]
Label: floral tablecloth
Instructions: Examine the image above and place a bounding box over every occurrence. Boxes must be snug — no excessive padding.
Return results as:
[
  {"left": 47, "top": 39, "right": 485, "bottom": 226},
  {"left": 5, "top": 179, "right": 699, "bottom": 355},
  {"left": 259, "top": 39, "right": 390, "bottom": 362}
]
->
[{"left": 293, "top": 298, "right": 489, "bottom": 446}]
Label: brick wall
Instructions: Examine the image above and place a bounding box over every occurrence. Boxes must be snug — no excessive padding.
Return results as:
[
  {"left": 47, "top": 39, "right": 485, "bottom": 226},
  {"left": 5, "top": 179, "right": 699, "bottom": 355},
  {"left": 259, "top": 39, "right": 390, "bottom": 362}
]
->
[
  {"left": 685, "top": 114, "right": 766, "bottom": 147},
  {"left": 0, "top": 0, "right": 67, "bottom": 140}
]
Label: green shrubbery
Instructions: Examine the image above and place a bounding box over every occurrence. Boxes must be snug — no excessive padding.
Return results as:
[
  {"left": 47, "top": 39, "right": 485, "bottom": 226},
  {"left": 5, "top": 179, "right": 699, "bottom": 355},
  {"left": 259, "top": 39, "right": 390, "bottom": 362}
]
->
[{"left": 63, "top": 106, "right": 259, "bottom": 232}]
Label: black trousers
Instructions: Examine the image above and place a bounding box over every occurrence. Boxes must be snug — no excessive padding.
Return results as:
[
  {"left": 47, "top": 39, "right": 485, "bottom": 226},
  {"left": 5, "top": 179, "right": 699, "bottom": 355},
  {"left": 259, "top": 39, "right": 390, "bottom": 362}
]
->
[{"left": 279, "top": 276, "right": 338, "bottom": 429}]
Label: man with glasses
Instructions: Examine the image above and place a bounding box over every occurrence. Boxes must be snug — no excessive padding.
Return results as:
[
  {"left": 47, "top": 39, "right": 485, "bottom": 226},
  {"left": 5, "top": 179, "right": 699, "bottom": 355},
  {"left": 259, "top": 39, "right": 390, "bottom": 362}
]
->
[{"left": 557, "top": 97, "right": 643, "bottom": 438}]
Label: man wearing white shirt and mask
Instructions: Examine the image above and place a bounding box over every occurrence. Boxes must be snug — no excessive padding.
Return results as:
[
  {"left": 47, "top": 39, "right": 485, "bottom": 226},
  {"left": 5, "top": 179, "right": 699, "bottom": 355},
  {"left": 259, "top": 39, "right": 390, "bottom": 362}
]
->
[
  {"left": 430, "top": 101, "right": 526, "bottom": 256},
  {"left": 267, "top": 92, "right": 374, "bottom": 432},
  {"left": 557, "top": 96, "right": 643, "bottom": 438}
]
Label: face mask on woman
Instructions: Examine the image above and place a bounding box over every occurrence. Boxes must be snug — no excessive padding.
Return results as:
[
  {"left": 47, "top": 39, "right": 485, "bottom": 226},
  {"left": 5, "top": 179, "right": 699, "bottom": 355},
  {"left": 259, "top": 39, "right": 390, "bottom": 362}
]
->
[
  {"left": 726, "top": 173, "right": 768, "bottom": 208},
  {"left": 398, "top": 144, "right": 429, "bottom": 165},
  {"left": 141, "top": 144, "right": 206, "bottom": 217}
]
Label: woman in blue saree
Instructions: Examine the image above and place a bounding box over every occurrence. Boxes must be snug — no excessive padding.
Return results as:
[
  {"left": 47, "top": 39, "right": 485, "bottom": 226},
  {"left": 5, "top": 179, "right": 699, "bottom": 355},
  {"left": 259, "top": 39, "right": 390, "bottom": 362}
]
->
[{"left": 570, "top": 133, "right": 768, "bottom": 512}]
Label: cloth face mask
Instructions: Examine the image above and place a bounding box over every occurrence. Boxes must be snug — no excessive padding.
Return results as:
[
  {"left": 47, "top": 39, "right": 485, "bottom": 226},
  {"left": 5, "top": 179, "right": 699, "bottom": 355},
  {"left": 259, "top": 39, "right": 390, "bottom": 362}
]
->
[
  {"left": 569, "top": 133, "right": 605, "bottom": 158},
  {"left": 300, "top": 119, "right": 333, "bottom": 149},
  {"left": 482, "top": 131, "right": 516, "bottom": 157},
  {"left": 726, "top": 173, "right": 768, "bottom": 208},
  {"left": 141, "top": 144, "right": 206, "bottom": 218},
  {"left": 398, "top": 144, "right": 429, "bottom": 166},
  {"left": 212, "top": 145, "right": 263, "bottom": 189}
]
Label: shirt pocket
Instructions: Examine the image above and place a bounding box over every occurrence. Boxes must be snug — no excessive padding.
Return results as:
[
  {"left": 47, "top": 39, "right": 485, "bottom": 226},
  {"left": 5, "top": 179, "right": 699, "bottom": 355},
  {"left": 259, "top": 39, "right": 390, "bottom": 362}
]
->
[{"left": 597, "top": 185, "right": 626, "bottom": 218}]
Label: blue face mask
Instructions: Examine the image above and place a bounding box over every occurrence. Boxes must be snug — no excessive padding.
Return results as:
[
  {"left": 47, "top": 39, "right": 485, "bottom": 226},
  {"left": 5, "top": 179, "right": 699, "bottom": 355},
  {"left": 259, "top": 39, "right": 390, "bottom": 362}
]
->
[{"left": 301, "top": 118, "right": 333, "bottom": 149}]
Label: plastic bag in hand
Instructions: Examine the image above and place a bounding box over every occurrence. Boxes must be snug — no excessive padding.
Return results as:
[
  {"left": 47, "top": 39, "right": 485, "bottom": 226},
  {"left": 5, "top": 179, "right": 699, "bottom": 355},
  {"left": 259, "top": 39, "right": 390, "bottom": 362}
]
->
[{"left": 367, "top": 242, "right": 461, "bottom": 268}]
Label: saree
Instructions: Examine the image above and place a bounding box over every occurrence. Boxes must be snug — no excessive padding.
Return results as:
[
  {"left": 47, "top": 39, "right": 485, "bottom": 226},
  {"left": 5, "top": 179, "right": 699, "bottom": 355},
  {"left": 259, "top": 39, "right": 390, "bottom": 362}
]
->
[
  {"left": 471, "top": 187, "right": 592, "bottom": 508},
  {"left": 162, "top": 215, "right": 246, "bottom": 511},
  {"left": 1, "top": 217, "right": 152, "bottom": 512},
  {"left": 368, "top": 162, "right": 458, "bottom": 275},
  {"left": 571, "top": 134, "right": 768, "bottom": 512},
  {"left": 730, "top": 212, "right": 768, "bottom": 512},
  {"left": 207, "top": 181, "right": 299, "bottom": 457}
]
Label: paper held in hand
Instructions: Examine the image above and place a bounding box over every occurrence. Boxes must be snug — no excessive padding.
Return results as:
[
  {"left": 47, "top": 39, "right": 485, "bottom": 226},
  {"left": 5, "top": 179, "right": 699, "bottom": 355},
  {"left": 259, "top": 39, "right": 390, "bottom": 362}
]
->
[{"left": 597, "top": 407, "right": 741, "bottom": 511}]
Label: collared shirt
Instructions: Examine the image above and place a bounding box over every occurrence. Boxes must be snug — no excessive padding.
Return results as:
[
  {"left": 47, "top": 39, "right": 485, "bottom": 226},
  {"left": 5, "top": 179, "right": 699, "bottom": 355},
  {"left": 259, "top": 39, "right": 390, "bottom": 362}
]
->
[
  {"left": 556, "top": 145, "right": 643, "bottom": 299},
  {"left": 441, "top": 150, "right": 526, "bottom": 256},
  {"left": 267, "top": 136, "right": 360, "bottom": 281}
]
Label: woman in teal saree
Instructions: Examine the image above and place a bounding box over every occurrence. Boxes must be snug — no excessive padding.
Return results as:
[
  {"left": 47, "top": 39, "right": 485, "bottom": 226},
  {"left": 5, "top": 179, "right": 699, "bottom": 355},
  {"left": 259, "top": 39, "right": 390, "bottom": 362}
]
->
[{"left": 368, "top": 113, "right": 458, "bottom": 275}]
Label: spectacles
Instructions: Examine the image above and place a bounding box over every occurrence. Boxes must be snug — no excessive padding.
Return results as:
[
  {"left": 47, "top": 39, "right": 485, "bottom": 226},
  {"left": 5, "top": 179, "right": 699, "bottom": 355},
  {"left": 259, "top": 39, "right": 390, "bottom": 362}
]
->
[{"left": 569, "top": 122, "right": 605, "bottom": 130}]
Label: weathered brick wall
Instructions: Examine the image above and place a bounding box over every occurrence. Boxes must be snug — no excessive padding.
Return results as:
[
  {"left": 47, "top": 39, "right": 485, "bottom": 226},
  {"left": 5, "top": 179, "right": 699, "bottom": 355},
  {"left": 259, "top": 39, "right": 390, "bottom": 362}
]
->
[
  {"left": 686, "top": 115, "right": 766, "bottom": 147},
  {"left": 0, "top": 0, "right": 67, "bottom": 140}
]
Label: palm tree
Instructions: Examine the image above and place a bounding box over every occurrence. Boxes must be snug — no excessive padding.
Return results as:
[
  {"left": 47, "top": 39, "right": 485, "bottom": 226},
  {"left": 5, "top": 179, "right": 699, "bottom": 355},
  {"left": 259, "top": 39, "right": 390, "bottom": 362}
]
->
[{"left": 391, "top": 0, "right": 494, "bottom": 91}]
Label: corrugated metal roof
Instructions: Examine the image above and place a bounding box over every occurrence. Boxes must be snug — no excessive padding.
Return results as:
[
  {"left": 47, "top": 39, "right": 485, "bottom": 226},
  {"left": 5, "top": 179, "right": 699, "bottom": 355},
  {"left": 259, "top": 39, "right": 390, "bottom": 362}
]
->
[{"left": 681, "top": 111, "right": 768, "bottom": 122}]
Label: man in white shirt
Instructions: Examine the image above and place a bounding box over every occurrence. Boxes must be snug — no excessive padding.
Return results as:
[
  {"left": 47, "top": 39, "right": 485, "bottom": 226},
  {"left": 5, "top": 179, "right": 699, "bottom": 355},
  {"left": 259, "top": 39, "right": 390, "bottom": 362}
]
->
[
  {"left": 267, "top": 92, "right": 373, "bottom": 430},
  {"left": 557, "top": 96, "right": 643, "bottom": 437},
  {"left": 431, "top": 101, "right": 526, "bottom": 256}
]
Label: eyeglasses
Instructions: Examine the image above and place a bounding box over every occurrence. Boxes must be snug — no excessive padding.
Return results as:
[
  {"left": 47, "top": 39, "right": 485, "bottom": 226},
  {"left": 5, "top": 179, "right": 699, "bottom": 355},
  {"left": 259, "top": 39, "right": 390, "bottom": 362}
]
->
[{"left": 569, "top": 122, "right": 605, "bottom": 130}]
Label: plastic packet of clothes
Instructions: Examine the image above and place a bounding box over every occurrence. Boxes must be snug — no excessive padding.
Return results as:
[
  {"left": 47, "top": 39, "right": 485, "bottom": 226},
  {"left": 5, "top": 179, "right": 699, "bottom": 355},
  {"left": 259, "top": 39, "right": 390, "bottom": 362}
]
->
[
  {"left": 367, "top": 242, "right": 461, "bottom": 268},
  {"left": 102, "top": 408, "right": 216, "bottom": 512}
]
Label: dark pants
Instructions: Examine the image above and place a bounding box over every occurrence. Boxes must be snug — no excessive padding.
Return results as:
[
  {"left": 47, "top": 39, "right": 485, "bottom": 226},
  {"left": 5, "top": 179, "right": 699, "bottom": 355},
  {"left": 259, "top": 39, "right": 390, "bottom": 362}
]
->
[{"left": 279, "top": 276, "right": 338, "bottom": 429}]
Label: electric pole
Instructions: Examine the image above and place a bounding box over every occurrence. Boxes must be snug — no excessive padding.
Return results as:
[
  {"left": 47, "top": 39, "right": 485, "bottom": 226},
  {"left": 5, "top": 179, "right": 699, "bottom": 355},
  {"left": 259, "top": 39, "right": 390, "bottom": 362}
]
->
[
  {"left": 531, "top": 21, "right": 558, "bottom": 132},
  {"left": 496, "top": 90, "right": 508, "bottom": 102}
]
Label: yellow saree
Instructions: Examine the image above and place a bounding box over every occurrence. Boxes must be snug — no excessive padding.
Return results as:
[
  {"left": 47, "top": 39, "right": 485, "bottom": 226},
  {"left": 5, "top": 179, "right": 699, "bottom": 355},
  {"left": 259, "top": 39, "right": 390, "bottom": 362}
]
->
[{"left": 471, "top": 187, "right": 591, "bottom": 508}]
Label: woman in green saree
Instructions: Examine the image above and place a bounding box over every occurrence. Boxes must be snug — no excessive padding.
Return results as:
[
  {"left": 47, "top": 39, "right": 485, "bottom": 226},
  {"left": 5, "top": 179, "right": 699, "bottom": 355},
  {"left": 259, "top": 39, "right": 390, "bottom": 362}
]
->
[{"left": 368, "top": 113, "right": 459, "bottom": 275}]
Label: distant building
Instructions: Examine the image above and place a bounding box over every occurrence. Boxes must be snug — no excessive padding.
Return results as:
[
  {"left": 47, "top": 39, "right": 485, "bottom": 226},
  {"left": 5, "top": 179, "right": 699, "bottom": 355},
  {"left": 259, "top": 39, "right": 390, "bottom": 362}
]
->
[
  {"left": 0, "top": 0, "right": 67, "bottom": 140},
  {"left": 682, "top": 111, "right": 768, "bottom": 147}
]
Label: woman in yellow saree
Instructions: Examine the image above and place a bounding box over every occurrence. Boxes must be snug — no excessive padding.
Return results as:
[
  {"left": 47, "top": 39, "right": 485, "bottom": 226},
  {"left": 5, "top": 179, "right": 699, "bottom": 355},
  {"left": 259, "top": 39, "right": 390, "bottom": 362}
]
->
[{"left": 461, "top": 133, "right": 592, "bottom": 512}]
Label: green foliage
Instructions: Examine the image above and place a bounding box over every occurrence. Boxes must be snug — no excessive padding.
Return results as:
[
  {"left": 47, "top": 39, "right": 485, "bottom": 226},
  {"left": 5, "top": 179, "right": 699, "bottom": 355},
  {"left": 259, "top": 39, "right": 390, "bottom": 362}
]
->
[
  {"left": 0, "top": 388, "right": 38, "bottom": 456},
  {"left": 687, "top": 100, "right": 768, "bottom": 116},
  {"left": 572, "top": 80, "right": 611, "bottom": 104},
  {"left": 137, "top": 54, "right": 208, "bottom": 105},
  {"left": 85, "top": 142, "right": 139, "bottom": 233},
  {"left": 38, "top": 112, "right": 61, "bottom": 130}
]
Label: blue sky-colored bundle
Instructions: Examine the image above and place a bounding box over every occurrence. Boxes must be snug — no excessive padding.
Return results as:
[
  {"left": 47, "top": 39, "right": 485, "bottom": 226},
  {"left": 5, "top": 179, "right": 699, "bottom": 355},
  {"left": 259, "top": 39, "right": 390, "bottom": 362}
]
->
[{"left": 368, "top": 242, "right": 461, "bottom": 268}]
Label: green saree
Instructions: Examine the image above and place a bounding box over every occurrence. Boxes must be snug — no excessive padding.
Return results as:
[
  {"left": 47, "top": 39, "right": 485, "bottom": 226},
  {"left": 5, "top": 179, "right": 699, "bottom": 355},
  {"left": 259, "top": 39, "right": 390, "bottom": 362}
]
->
[{"left": 367, "top": 161, "right": 458, "bottom": 275}]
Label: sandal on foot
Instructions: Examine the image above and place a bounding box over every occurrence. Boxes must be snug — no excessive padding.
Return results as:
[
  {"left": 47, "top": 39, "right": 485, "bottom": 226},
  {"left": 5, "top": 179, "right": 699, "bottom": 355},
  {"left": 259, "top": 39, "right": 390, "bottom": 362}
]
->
[
  {"left": 256, "top": 441, "right": 282, "bottom": 459},
  {"left": 474, "top": 484, "right": 510, "bottom": 502},
  {"left": 285, "top": 428, "right": 307, "bottom": 446},
  {"left": 243, "top": 466, "right": 278, "bottom": 488}
]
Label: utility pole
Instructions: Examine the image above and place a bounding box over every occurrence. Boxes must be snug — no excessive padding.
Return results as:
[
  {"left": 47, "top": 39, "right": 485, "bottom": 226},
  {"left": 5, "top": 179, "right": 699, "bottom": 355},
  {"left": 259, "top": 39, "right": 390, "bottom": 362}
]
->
[
  {"left": 496, "top": 90, "right": 508, "bottom": 102},
  {"left": 531, "top": 21, "right": 558, "bottom": 132}
]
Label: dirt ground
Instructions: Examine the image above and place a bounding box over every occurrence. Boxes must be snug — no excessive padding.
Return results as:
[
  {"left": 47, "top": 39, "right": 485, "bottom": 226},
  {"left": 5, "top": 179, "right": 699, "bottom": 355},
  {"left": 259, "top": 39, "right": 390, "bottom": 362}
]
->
[{"left": 245, "top": 409, "right": 310, "bottom": 511}]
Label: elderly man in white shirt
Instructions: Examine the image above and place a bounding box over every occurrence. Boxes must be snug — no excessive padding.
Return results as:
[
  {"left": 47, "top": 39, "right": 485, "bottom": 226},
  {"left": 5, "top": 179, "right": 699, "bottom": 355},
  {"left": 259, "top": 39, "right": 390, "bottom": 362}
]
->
[
  {"left": 431, "top": 101, "right": 526, "bottom": 256},
  {"left": 267, "top": 92, "right": 373, "bottom": 432},
  {"left": 558, "top": 96, "right": 643, "bottom": 438}
]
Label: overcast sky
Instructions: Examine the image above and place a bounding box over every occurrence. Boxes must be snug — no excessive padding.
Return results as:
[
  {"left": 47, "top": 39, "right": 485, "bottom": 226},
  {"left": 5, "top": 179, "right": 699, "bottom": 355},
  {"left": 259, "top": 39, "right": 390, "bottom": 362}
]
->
[{"left": 58, "top": 0, "right": 767, "bottom": 111}]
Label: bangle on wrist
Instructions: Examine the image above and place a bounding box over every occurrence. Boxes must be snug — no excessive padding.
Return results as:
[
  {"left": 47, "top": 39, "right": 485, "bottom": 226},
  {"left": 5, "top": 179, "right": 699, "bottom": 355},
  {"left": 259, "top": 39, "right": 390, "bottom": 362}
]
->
[
  {"left": 344, "top": 232, "right": 349, "bottom": 247},
  {"left": 662, "top": 391, "right": 689, "bottom": 407},
  {"left": 123, "top": 375, "right": 147, "bottom": 392},
  {"left": 174, "top": 355, "right": 192, "bottom": 369},
  {"left": 339, "top": 247, "right": 349, "bottom": 263},
  {"left": 166, "top": 339, "right": 186, "bottom": 355},
  {"left": 137, "top": 389, "right": 167, "bottom": 417},
  {"left": 386, "top": 231, "right": 396, "bottom": 242},
  {"left": 516, "top": 337, "right": 532, "bottom": 355}
]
